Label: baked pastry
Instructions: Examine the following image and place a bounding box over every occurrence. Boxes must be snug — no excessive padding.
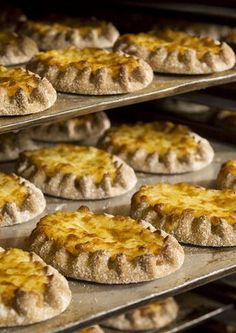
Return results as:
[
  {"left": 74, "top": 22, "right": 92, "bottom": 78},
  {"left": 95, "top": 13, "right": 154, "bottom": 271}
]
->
[
  {"left": 131, "top": 182, "right": 236, "bottom": 247},
  {"left": 0, "top": 172, "right": 46, "bottom": 227},
  {"left": 114, "top": 30, "right": 236, "bottom": 74},
  {"left": 28, "top": 206, "right": 184, "bottom": 284},
  {"left": 99, "top": 121, "right": 214, "bottom": 174},
  {"left": 27, "top": 47, "right": 153, "bottom": 95},
  {"left": 77, "top": 326, "right": 104, "bottom": 333},
  {"left": 215, "top": 110, "right": 236, "bottom": 129},
  {"left": 0, "top": 247, "right": 71, "bottom": 327},
  {"left": 0, "top": 7, "right": 26, "bottom": 32},
  {"left": 102, "top": 297, "right": 178, "bottom": 331},
  {"left": 0, "top": 32, "right": 38, "bottom": 66},
  {"left": 217, "top": 160, "right": 236, "bottom": 190},
  {"left": 0, "top": 66, "right": 57, "bottom": 116},
  {"left": 19, "top": 18, "right": 119, "bottom": 50},
  {"left": 0, "top": 132, "right": 38, "bottom": 162},
  {"left": 30, "top": 112, "right": 110, "bottom": 144},
  {"left": 16, "top": 144, "right": 137, "bottom": 199}
]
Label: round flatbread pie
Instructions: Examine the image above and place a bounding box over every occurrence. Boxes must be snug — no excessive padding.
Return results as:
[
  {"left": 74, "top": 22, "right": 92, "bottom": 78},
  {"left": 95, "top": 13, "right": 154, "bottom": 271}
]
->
[
  {"left": 217, "top": 160, "right": 236, "bottom": 190},
  {"left": 0, "top": 32, "right": 38, "bottom": 66},
  {"left": 0, "top": 172, "right": 46, "bottom": 227},
  {"left": 102, "top": 297, "right": 178, "bottom": 331},
  {"left": 28, "top": 206, "right": 184, "bottom": 284},
  {"left": 77, "top": 326, "right": 104, "bottom": 333},
  {"left": 19, "top": 18, "right": 119, "bottom": 50},
  {"left": 0, "top": 132, "right": 38, "bottom": 162},
  {"left": 16, "top": 144, "right": 137, "bottom": 200},
  {"left": 26, "top": 47, "right": 153, "bottom": 95},
  {"left": 0, "top": 247, "right": 71, "bottom": 327},
  {"left": 30, "top": 112, "right": 110, "bottom": 144},
  {"left": 99, "top": 121, "right": 214, "bottom": 174},
  {"left": 114, "top": 29, "right": 236, "bottom": 74},
  {"left": 0, "top": 66, "right": 57, "bottom": 116},
  {"left": 131, "top": 182, "right": 236, "bottom": 247}
]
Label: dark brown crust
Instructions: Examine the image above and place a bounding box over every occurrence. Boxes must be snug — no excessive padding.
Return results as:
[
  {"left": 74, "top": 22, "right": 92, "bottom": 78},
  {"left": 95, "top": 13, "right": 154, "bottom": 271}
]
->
[
  {"left": 0, "top": 173, "right": 46, "bottom": 227},
  {"left": 0, "top": 33, "right": 38, "bottom": 66},
  {"left": 131, "top": 184, "right": 236, "bottom": 247},
  {"left": 114, "top": 36, "right": 236, "bottom": 74},
  {"left": 28, "top": 210, "right": 184, "bottom": 284},
  {"left": 26, "top": 50, "right": 153, "bottom": 95},
  {"left": 102, "top": 297, "right": 178, "bottom": 331},
  {"left": 0, "top": 68, "right": 57, "bottom": 116},
  {"left": 0, "top": 247, "right": 71, "bottom": 327}
]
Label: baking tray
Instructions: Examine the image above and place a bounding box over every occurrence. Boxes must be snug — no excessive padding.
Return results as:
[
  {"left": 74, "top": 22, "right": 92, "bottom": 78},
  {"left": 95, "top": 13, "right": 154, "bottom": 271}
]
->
[
  {"left": 1, "top": 70, "right": 236, "bottom": 134},
  {"left": 0, "top": 140, "right": 236, "bottom": 333},
  {"left": 104, "top": 291, "right": 234, "bottom": 333}
]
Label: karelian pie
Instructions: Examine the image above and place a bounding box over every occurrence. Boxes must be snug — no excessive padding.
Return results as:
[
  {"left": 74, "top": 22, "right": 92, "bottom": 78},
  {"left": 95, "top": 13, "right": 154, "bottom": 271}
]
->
[
  {"left": 30, "top": 112, "right": 110, "bottom": 144},
  {"left": 217, "top": 160, "right": 236, "bottom": 190},
  {"left": 113, "top": 29, "right": 236, "bottom": 74},
  {"left": 0, "top": 172, "right": 45, "bottom": 227},
  {"left": 215, "top": 110, "right": 236, "bottom": 129},
  {"left": 131, "top": 182, "right": 236, "bottom": 247},
  {"left": 19, "top": 18, "right": 119, "bottom": 50},
  {"left": 78, "top": 326, "right": 104, "bottom": 333},
  {"left": 0, "top": 132, "right": 38, "bottom": 162},
  {"left": 0, "top": 32, "right": 38, "bottom": 66},
  {"left": 99, "top": 121, "right": 214, "bottom": 174},
  {"left": 16, "top": 144, "right": 137, "bottom": 199},
  {"left": 0, "top": 247, "right": 71, "bottom": 327},
  {"left": 26, "top": 47, "right": 153, "bottom": 95},
  {"left": 102, "top": 297, "right": 178, "bottom": 331},
  {"left": 0, "top": 66, "right": 57, "bottom": 116},
  {"left": 28, "top": 206, "right": 184, "bottom": 284}
]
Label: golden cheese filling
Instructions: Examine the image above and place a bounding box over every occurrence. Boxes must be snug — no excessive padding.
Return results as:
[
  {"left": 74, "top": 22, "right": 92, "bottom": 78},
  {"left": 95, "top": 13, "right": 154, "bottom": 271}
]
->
[
  {"left": 0, "top": 66, "right": 38, "bottom": 97},
  {"left": 220, "top": 160, "right": 236, "bottom": 176},
  {"left": 0, "top": 172, "right": 28, "bottom": 209},
  {"left": 0, "top": 248, "right": 48, "bottom": 305},
  {"left": 105, "top": 122, "right": 198, "bottom": 158},
  {"left": 37, "top": 210, "right": 164, "bottom": 259},
  {"left": 79, "top": 327, "right": 100, "bottom": 333},
  {"left": 22, "top": 144, "right": 118, "bottom": 183},
  {"left": 137, "top": 300, "right": 164, "bottom": 316},
  {"left": 122, "top": 30, "right": 221, "bottom": 58},
  {"left": 137, "top": 183, "right": 236, "bottom": 225},
  {"left": 0, "top": 32, "right": 21, "bottom": 45},
  {"left": 35, "top": 48, "right": 139, "bottom": 76}
]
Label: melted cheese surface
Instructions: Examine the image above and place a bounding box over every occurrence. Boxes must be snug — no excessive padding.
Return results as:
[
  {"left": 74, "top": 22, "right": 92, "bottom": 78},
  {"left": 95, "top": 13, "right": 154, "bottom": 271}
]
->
[
  {"left": 0, "top": 172, "right": 28, "bottom": 209},
  {"left": 122, "top": 30, "right": 221, "bottom": 58},
  {"left": 0, "top": 32, "right": 21, "bottom": 45},
  {"left": 37, "top": 209, "right": 164, "bottom": 259},
  {"left": 0, "top": 248, "right": 48, "bottom": 305},
  {"left": 0, "top": 66, "right": 38, "bottom": 97},
  {"left": 136, "top": 183, "right": 236, "bottom": 224},
  {"left": 219, "top": 160, "right": 236, "bottom": 176},
  {"left": 35, "top": 47, "right": 139, "bottom": 76},
  {"left": 22, "top": 144, "right": 118, "bottom": 183},
  {"left": 105, "top": 122, "right": 198, "bottom": 158},
  {"left": 79, "top": 327, "right": 101, "bottom": 333}
]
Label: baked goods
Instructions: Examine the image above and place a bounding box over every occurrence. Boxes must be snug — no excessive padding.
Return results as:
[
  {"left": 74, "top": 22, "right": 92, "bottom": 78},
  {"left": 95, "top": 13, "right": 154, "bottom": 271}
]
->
[
  {"left": 19, "top": 18, "right": 119, "bottom": 50},
  {"left": 77, "top": 326, "right": 104, "bottom": 333},
  {"left": 27, "top": 47, "right": 153, "bottom": 95},
  {"left": 28, "top": 206, "right": 184, "bottom": 284},
  {"left": 0, "top": 132, "right": 38, "bottom": 162},
  {"left": 0, "top": 172, "right": 45, "bottom": 227},
  {"left": 0, "top": 66, "right": 57, "bottom": 116},
  {"left": 217, "top": 160, "right": 236, "bottom": 190},
  {"left": 114, "top": 30, "right": 236, "bottom": 74},
  {"left": 16, "top": 144, "right": 137, "bottom": 199},
  {"left": 99, "top": 121, "right": 214, "bottom": 174},
  {"left": 215, "top": 110, "right": 236, "bottom": 129},
  {"left": 0, "top": 247, "right": 71, "bottom": 326},
  {"left": 30, "top": 112, "right": 110, "bottom": 144},
  {"left": 131, "top": 182, "right": 236, "bottom": 246},
  {"left": 0, "top": 7, "right": 26, "bottom": 32},
  {"left": 102, "top": 297, "right": 178, "bottom": 331},
  {"left": 0, "top": 32, "right": 38, "bottom": 66}
]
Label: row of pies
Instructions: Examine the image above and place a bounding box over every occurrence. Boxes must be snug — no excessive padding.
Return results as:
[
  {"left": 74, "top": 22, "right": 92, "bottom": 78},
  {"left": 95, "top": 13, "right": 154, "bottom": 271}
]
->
[{"left": 1, "top": 14, "right": 236, "bottom": 115}]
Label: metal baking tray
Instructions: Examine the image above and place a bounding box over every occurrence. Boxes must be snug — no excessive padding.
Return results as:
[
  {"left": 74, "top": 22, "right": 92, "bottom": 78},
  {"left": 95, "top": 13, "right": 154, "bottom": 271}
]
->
[
  {"left": 0, "top": 140, "right": 236, "bottom": 333},
  {"left": 104, "top": 291, "right": 234, "bottom": 333},
  {"left": 1, "top": 70, "right": 236, "bottom": 134}
]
